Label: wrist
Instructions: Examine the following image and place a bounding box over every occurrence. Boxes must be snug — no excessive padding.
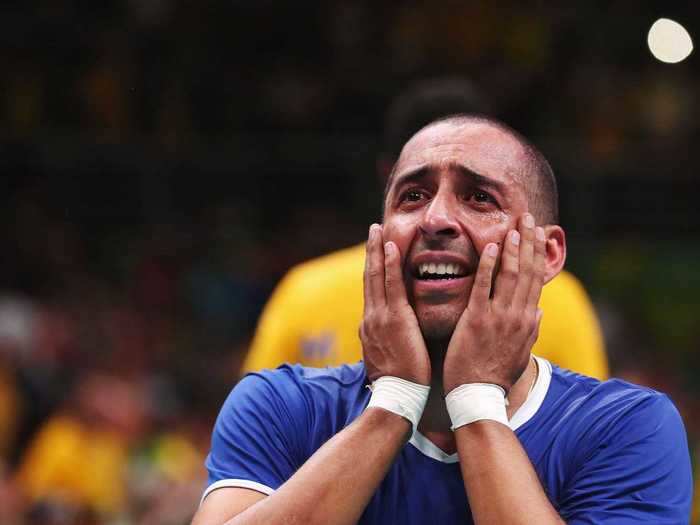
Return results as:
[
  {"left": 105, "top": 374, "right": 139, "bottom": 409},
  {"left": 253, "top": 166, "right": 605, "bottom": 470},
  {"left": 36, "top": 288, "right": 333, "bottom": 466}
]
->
[
  {"left": 445, "top": 383, "right": 509, "bottom": 430},
  {"left": 365, "top": 376, "right": 430, "bottom": 435}
]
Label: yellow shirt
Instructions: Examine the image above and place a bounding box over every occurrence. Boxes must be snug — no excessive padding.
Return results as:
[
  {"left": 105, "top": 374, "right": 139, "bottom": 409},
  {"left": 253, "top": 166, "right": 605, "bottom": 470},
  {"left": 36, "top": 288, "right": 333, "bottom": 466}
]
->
[
  {"left": 15, "top": 415, "right": 128, "bottom": 516},
  {"left": 243, "top": 243, "right": 608, "bottom": 379}
]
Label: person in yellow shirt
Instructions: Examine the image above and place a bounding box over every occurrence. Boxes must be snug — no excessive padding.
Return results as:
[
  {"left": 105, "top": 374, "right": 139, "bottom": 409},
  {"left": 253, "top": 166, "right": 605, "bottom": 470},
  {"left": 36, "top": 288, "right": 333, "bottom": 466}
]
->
[
  {"left": 14, "top": 371, "right": 144, "bottom": 519},
  {"left": 243, "top": 79, "right": 608, "bottom": 380}
]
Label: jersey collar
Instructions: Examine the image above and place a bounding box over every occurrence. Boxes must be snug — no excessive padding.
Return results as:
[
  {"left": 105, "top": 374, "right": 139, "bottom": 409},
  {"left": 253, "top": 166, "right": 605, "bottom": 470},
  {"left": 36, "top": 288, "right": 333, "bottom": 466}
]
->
[{"left": 409, "top": 355, "right": 553, "bottom": 464}]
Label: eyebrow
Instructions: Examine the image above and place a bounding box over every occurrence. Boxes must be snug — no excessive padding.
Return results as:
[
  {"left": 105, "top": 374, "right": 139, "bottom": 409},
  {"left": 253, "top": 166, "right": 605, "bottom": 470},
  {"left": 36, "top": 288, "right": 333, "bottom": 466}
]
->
[{"left": 391, "top": 163, "right": 507, "bottom": 195}]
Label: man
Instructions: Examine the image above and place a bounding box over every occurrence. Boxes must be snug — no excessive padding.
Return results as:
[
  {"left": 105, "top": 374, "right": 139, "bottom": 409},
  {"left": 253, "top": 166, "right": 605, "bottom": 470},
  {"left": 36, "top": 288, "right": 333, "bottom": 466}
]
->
[
  {"left": 194, "top": 115, "right": 691, "bottom": 524},
  {"left": 243, "top": 79, "right": 608, "bottom": 380}
]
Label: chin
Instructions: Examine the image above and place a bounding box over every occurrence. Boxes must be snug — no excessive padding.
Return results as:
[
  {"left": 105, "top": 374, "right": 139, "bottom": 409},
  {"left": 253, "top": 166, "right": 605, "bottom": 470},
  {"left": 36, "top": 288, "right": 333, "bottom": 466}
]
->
[{"left": 416, "top": 304, "right": 462, "bottom": 344}]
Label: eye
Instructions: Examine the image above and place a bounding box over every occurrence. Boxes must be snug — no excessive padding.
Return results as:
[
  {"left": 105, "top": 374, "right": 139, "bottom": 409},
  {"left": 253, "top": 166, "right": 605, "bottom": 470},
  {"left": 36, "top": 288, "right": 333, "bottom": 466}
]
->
[
  {"left": 469, "top": 189, "right": 497, "bottom": 205},
  {"left": 400, "top": 189, "right": 425, "bottom": 203}
]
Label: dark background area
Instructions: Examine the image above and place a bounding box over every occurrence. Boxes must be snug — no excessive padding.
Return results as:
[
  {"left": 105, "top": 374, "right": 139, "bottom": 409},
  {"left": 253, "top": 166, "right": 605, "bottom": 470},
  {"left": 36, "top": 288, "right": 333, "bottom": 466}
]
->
[{"left": 0, "top": 2, "right": 698, "bottom": 524}]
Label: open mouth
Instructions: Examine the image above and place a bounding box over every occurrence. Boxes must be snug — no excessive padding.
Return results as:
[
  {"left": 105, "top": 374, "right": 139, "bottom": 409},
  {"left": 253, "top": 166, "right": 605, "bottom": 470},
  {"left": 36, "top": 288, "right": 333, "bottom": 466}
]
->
[{"left": 414, "top": 263, "right": 467, "bottom": 281}]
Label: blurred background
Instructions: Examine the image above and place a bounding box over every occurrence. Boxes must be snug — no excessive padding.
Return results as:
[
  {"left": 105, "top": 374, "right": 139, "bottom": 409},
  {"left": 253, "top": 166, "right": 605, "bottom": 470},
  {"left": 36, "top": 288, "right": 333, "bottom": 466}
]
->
[{"left": 0, "top": 1, "right": 698, "bottom": 524}]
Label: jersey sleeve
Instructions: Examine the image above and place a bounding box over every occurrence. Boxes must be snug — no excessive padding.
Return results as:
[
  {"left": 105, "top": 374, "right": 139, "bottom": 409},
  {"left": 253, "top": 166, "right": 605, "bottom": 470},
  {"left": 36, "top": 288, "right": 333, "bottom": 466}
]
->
[
  {"left": 558, "top": 393, "right": 692, "bottom": 524},
  {"left": 203, "top": 370, "right": 311, "bottom": 499},
  {"left": 242, "top": 269, "right": 304, "bottom": 373},
  {"left": 534, "top": 271, "right": 609, "bottom": 380}
]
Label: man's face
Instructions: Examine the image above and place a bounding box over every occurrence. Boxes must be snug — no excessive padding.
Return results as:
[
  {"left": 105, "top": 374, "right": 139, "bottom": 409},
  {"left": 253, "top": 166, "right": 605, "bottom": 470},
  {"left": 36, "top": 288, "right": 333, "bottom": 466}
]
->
[{"left": 383, "top": 120, "right": 531, "bottom": 342}]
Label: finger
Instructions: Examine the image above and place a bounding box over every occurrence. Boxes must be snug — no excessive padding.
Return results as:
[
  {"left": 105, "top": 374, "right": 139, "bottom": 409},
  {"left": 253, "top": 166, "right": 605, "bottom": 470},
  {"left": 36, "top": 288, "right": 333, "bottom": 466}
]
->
[
  {"left": 511, "top": 213, "right": 536, "bottom": 310},
  {"left": 468, "top": 243, "right": 498, "bottom": 311},
  {"left": 384, "top": 241, "right": 409, "bottom": 309},
  {"left": 526, "top": 226, "right": 547, "bottom": 309},
  {"left": 493, "top": 229, "right": 520, "bottom": 309},
  {"left": 364, "top": 223, "right": 387, "bottom": 310}
]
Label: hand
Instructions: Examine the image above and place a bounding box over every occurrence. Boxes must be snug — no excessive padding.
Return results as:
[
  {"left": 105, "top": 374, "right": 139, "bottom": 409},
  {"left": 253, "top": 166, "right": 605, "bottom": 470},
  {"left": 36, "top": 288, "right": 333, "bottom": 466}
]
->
[
  {"left": 360, "top": 224, "right": 431, "bottom": 386},
  {"left": 443, "top": 213, "right": 546, "bottom": 395}
]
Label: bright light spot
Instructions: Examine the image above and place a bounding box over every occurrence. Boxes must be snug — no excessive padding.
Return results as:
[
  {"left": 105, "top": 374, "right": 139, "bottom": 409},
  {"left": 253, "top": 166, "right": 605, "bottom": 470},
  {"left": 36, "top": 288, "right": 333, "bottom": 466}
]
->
[{"left": 647, "top": 18, "right": 693, "bottom": 64}]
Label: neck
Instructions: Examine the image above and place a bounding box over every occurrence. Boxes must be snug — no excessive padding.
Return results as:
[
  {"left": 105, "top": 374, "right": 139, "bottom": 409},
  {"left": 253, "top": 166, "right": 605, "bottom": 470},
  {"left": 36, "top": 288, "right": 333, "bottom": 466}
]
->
[{"left": 417, "top": 351, "right": 537, "bottom": 455}]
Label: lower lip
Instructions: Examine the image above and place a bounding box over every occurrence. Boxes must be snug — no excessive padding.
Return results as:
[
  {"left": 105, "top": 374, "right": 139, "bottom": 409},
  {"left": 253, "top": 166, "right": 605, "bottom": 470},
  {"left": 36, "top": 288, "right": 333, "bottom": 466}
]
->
[{"left": 412, "top": 276, "right": 469, "bottom": 294}]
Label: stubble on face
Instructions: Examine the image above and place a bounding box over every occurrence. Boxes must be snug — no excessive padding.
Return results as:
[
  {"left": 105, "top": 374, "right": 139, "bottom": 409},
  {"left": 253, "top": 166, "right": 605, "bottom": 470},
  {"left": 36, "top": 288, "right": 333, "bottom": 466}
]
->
[{"left": 383, "top": 120, "right": 531, "bottom": 354}]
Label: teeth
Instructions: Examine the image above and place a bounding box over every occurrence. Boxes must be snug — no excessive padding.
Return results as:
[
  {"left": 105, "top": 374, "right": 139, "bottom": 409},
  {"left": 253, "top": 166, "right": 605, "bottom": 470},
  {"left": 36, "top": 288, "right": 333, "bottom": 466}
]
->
[{"left": 418, "top": 263, "right": 464, "bottom": 277}]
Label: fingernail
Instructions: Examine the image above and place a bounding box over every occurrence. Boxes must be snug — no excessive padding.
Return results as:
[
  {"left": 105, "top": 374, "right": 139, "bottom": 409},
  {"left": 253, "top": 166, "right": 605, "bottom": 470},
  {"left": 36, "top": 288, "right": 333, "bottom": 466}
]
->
[
  {"left": 486, "top": 243, "right": 498, "bottom": 256},
  {"left": 384, "top": 241, "right": 394, "bottom": 255},
  {"left": 535, "top": 227, "right": 545, "bottom": 241},
  {"left": 523, "top": 214, "right": 534, "bottom": 228},
  {"left": 510, "top": 230, "right": 520, "bottom": 246}
]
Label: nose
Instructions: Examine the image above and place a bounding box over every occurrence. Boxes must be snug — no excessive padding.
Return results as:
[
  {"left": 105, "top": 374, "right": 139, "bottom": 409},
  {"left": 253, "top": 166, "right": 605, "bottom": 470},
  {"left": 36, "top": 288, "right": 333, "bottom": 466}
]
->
[{"left": 419, "top": 190, "right": 460, "bottom": 239}]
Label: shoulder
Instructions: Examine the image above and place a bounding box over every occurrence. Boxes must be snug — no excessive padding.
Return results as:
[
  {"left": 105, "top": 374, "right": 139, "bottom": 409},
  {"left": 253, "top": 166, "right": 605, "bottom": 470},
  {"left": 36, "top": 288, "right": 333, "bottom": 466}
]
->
[
  {"left": 547, "top": 367, "right": 685, "bottom": 450},
  {"left": 247, "top": 361, "right": 367, "bottom": 386},
  {"left": 546, "top": 368, "right": 692, "bottom": 520},
  {"left": 282, "top": 244, "right": 365, "bottom": 290},
  {"left": 550, "top": 366, "right": 672, "bottom": 413},
  {"left": 230, "top": 362, "right": 368, "bottom": 416}
]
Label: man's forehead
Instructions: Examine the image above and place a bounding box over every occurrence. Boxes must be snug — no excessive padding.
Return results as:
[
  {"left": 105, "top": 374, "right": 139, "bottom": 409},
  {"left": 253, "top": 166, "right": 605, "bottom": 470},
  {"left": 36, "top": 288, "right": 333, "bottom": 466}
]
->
[{"left": 394, "top": 120, "right": 527, "bottom": 175}]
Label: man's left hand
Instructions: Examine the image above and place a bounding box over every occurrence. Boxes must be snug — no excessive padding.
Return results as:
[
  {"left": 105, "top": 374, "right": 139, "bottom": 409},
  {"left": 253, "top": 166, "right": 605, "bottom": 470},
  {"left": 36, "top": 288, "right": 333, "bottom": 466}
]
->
[{"left": 443, "top": 213, "right": 546, "bottom": 395}]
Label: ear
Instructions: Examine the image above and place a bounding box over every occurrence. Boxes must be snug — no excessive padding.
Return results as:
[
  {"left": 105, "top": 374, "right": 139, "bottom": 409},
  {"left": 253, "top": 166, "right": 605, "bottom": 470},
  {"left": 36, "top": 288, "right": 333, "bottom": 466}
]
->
[{"left": 542, "top": 225, "right": 566, "bottom": 285}]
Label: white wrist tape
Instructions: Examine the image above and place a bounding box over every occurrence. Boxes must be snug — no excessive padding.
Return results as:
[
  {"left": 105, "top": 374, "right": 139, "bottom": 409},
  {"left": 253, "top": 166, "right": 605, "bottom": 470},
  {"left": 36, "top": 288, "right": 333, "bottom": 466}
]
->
[
  {"left": 366, "top": 376, "right": 430, "bottom": 434},
  {"left": 445, "top": 383, "right": 509, "bottom": 430}
]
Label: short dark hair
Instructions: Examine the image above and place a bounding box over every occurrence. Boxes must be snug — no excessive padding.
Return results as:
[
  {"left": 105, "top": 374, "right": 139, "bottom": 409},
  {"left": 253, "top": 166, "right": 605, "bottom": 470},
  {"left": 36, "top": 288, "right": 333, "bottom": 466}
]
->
[{"left": 385, "top": 114, "right": 559, "bottom": 225}]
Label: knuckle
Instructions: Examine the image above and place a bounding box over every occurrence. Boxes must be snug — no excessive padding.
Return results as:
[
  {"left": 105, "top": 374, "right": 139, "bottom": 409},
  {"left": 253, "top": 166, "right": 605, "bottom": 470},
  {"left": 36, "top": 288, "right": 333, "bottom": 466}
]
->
[
  {"left": 521, "top": 312, "right": 535, "bottom": 330},
  {"left": 468, "top": 314, "right": 484, "bottom": 329},
  {"left": 476, "top": 275, "right": 492, "bottom": 288},
  {"left": 500, "top": 266, "right": 517, "bottom": 281},
  {"left": 361, "top": 317, "right": 371, "bottom": 331},
  {"left": 364, "top": 313, "right": 380, "bottom": 330},
  {"left": 519, "top": 262, "right": 534, "bottom": 275},
  {"left": 368, "top": 268, "right": 382, "bottom": 279}
]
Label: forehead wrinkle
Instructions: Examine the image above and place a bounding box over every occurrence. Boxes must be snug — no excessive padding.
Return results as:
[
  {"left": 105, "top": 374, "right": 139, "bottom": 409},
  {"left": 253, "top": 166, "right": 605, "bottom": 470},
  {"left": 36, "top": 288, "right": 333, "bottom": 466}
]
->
[
  {"left": 404, "top": 124, "right": 529, "bottom": 170},
  {"left": 387, "top": 120, "right": 531, "bottom": 199}
]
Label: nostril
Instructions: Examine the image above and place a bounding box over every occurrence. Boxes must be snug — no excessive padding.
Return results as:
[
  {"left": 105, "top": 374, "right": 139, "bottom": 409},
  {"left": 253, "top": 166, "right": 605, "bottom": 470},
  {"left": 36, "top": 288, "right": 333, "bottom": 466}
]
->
[
  {"left": 419, "top": 225, "right": 459, "bottom": 238},
  {"left": 437, "top": 227, "right": 457, "bottom": 236}
]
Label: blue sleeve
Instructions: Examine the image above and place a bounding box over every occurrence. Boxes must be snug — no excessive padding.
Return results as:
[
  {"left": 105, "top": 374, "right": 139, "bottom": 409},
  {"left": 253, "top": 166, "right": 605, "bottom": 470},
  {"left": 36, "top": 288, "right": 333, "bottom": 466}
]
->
[
  {"left": 204, "top": 370, "right": 312, "bottom": 494},
  {"left": 559, "top": 394, "right": 692, "bottom": 524}
]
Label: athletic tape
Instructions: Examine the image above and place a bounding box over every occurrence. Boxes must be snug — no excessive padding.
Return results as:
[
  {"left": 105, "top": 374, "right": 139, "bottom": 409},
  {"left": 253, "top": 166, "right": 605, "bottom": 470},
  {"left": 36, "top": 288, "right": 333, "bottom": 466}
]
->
[
  {"left": 445, "top": 383, "right": 509, "bottom": 430},
  {"left": 366, "top": 376, "right": 430, "bottom": 434}
]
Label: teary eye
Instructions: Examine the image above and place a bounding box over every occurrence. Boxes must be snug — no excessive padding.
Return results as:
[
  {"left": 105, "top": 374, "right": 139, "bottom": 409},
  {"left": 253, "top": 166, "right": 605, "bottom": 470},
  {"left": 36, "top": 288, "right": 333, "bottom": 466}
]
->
[
  {"left": 473, "top": 190, "right": 492, "bottom": 203},
  {"left": 405, "top": 190, "right": 423, "bottom": 202}
]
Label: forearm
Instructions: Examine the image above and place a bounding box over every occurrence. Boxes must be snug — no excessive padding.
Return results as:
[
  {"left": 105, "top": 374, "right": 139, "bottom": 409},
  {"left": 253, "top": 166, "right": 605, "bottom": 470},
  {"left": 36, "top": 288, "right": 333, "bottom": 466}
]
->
[
  {"left": 455, "top": 421, "right": 564, "bottom": 525},
  {"left": 225, "top": 408, "right": 410, "bottom": 525}
]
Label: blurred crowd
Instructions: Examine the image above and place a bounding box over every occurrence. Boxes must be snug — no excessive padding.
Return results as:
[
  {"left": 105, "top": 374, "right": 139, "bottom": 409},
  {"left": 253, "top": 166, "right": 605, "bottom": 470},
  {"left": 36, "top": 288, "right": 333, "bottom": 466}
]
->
[{"left": 1, "top": 1, "right": 699, "bottom": 523}]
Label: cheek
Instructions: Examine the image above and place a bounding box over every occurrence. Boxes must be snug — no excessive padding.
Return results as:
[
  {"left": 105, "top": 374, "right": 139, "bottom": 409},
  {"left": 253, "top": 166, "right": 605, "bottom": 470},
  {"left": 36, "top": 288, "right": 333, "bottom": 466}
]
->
[
  {"left": 382, "top": 217, "right": 416, "bottom": 255},
  {"left": 461, "top": 212, "right": 512, "bottom": 253}
]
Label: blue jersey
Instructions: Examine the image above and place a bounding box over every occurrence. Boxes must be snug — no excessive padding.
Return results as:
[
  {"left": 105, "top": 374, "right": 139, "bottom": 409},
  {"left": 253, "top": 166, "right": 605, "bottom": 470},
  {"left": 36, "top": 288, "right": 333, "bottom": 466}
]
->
[{"left": 204, "top": 357, "right": 692, "bottom": 524}]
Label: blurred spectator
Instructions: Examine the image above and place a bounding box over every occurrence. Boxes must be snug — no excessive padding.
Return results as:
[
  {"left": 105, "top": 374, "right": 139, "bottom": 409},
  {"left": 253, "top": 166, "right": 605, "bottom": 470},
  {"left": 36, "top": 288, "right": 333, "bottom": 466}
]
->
[{"left": 14, "top": 371, "right": 145, "bottom": 521}]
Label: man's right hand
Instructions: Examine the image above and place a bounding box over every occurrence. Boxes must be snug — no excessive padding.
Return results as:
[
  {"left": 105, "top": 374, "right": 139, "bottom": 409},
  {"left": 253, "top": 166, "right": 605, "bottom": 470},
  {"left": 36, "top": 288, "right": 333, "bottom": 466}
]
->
[{"left": 360, "top": 224, "right": 431, "bottom": 386}]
